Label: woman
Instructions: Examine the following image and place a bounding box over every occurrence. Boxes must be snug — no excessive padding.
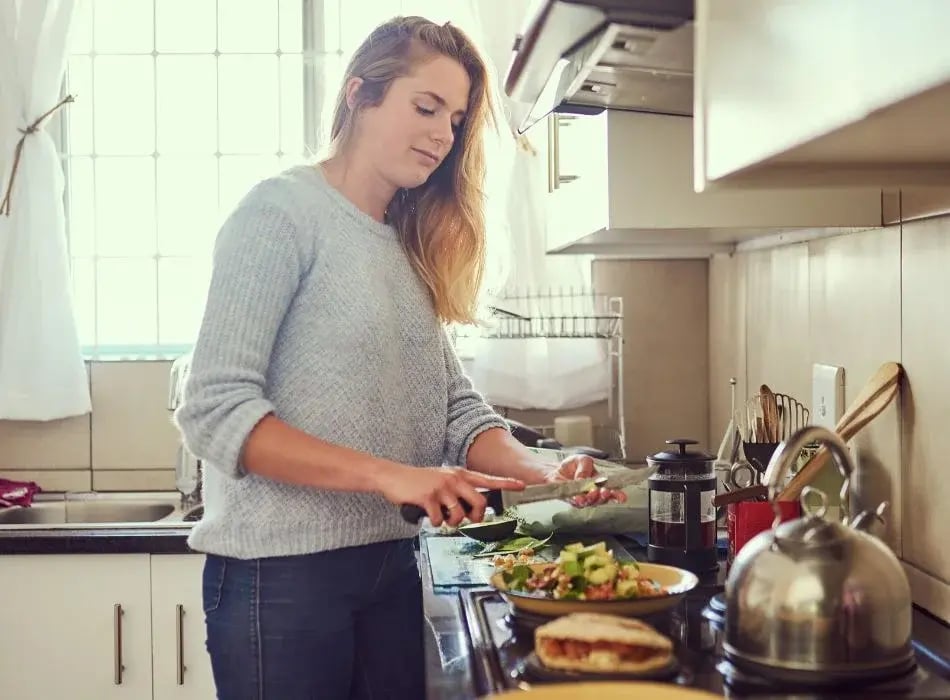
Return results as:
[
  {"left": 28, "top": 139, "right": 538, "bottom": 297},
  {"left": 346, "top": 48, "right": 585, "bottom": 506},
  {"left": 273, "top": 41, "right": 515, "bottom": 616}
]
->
[{"left": 176, "top": 15, "right": 603, "bottom": 700}]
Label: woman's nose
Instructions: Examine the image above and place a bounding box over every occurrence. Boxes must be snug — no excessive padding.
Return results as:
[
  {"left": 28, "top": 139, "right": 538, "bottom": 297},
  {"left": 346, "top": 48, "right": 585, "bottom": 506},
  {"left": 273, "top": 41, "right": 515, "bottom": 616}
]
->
[{"left": 432, "top": 117, "right": 454, "bottom": 147}]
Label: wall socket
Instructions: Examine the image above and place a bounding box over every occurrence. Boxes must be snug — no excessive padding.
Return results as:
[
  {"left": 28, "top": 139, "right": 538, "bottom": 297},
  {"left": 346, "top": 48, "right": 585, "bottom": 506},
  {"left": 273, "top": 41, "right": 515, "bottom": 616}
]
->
[{"left": 812, "top": 364, "right": 845, "bottom": 429}]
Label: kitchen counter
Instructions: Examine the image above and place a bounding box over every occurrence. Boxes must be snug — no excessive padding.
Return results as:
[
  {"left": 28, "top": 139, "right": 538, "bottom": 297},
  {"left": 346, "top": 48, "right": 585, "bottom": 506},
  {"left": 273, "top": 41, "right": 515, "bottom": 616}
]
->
[
  {"left": 1, "top": 518, "right": 946, "bottom": 698},
  {"left": 0, "top": 525, "right": 193, "bottom": 554}
]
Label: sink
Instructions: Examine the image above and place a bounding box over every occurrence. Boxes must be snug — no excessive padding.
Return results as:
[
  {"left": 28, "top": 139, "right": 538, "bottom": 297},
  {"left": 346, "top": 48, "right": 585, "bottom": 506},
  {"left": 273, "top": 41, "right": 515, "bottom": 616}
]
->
[{"left": 0, "top": 497, "right": 179, "bottom": 526}]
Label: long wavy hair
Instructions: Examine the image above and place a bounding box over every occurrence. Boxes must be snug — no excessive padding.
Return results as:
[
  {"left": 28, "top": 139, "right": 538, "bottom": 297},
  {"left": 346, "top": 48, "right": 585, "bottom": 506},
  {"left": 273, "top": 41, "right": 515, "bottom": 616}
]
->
[{"left": 327, "top": 16, "right": 494, "bottom": 324}]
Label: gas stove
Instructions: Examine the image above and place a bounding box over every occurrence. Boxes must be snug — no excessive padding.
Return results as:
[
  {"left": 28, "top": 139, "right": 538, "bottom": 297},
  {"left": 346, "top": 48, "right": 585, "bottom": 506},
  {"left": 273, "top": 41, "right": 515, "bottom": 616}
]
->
[{"left": 459, "top": 584, "right": 950, "bottom": 698}]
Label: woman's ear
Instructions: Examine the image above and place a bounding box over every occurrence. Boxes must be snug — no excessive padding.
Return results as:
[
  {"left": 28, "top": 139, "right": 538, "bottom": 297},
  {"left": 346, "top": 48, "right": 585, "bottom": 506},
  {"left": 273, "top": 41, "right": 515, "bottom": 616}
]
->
[{"left": 344, "top": 77, "right": 364, "bottom": 110}]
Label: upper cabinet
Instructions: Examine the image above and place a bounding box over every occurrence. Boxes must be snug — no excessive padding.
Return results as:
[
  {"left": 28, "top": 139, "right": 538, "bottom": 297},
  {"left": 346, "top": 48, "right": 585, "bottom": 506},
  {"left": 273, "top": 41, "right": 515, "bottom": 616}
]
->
[
  {"left": 694, "top": 0, "right": 950, "bottom": 191},
  {"left": 543, "top": 110, "right": 883, "bottom": 257}
]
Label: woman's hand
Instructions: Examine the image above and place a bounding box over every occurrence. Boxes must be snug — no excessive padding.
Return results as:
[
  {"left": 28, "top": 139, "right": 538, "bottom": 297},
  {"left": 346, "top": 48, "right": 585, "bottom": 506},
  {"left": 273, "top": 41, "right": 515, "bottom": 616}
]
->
[
  {"left": 547, "top": 454, "right": 628, "bottom": 508},
  {"left": 374, "top": 464, "right": 524, "bottom": 527}
]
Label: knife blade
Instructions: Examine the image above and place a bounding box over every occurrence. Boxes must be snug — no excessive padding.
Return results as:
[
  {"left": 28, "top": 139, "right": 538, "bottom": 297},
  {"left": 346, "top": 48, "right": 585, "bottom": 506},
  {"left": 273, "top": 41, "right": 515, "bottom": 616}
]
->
[{"left": 399, "top": 476, "right": 608, "bottom": 525}]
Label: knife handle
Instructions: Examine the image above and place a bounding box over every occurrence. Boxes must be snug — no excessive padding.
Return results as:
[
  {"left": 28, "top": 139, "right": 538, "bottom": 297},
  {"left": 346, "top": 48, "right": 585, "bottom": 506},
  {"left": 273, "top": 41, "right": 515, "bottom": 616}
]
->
[{"left": 400, "top": 500, "right": 473, "bottom": 525}]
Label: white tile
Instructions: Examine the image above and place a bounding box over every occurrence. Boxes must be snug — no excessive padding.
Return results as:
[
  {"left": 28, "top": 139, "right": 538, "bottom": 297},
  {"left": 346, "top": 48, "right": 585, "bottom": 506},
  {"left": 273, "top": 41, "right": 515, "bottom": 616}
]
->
[
  {"left": 744, "top": 243, "right": 811, "bottom": 404},
  {"left": 901, "top": 216, "right": 950, "bottom": 583},
  {"left": 808, "top": 226, "right": 902, "bottom": 551},
  {"left": 93, "top": 469, "right": 176, "bottom": 492},
  {"left": 0, "top": 414, "right": 91, "bottom": 470},
  {"left": 0, "top": 470, "right": 91, "bottom": 493},
  {"left": 91, "top": 361, "right": 179, "bottom": 469}
]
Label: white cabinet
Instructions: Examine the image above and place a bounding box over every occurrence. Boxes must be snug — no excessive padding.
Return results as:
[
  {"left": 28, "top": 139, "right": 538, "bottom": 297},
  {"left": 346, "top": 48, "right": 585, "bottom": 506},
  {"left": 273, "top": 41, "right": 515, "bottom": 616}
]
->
[
  {"left": 0, "top": 553, "right": 214, "bottom": 700},
  {"left": 151, "top": 555, "right": 216, "bottom": 700},
  {"left": 694, "top": 0, "right": 950, "bottom": 190},
  {"left": 0, "top": 554, "right": 153, "bottom": 700},
  {"left": 544, "top": 112, "right": 610, "bottom": 250},
  {"left": 544, "top": 110, "right": 883, "bottom": 256}
]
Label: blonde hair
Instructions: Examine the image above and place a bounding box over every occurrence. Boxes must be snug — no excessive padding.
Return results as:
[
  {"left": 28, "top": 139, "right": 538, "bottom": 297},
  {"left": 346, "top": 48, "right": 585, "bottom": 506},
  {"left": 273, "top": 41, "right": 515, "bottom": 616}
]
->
[{"left": 327, "top": 16, "right": 494, "bottom": 324}]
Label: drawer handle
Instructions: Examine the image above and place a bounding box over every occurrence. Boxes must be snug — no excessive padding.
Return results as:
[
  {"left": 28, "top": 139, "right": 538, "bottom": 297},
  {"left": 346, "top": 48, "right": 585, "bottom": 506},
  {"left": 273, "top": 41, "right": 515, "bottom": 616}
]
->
[
  {"left": 113, "top": 603, "right": 124, "bottom": 685},
  {"left": 176, "top": 604, "right": 186, "bottom": 685}
]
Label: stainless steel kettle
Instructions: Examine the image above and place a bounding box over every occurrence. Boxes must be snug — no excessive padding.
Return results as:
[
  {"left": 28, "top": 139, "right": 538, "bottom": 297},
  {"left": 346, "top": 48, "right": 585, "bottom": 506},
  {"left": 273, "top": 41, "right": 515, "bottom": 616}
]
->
[{"left": 724, "top": 426, "right": 913, "bottom": 684}]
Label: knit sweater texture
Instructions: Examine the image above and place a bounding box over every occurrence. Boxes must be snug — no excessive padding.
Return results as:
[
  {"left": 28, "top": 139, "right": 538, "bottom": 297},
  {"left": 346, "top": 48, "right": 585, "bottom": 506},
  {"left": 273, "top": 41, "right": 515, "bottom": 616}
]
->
[{"left": 175, "top": 164, "right": 507, "bottom": 559}]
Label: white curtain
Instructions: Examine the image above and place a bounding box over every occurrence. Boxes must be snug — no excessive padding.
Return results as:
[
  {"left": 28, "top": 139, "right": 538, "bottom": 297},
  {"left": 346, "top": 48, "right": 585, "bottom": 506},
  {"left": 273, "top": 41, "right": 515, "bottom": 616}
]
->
[
  {"left": 0, "top": 0, "right": 90, "bottom": 420},
  {"left": 393, "top": 0, "right": 609, "bottom": 410}
]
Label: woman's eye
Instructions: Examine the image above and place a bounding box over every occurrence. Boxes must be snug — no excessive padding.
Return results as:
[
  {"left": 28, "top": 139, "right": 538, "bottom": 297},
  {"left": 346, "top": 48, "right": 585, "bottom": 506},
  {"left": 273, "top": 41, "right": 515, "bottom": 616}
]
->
[{"left": 415, "top": 105, "right": 436, "bottom": 116}]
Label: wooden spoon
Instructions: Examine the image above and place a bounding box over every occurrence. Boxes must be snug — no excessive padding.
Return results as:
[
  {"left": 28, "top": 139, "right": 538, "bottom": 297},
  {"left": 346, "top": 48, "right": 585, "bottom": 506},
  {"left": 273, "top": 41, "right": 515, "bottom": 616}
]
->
[
  {"left": 760, "top": 384, "right": 780, "bottom": 442},
  {"left": 777, "top": 362, "right": 902, "bottom": 501}
]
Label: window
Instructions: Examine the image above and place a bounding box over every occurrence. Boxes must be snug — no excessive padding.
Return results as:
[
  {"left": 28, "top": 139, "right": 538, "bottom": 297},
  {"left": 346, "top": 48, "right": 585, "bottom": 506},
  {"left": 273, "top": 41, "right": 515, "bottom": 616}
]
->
[
  {"left": 63, "top": 0, "right": 491, "bottom": 358},
  {"left": 64, "top": 0, "right": 338, "bottom": 358}
]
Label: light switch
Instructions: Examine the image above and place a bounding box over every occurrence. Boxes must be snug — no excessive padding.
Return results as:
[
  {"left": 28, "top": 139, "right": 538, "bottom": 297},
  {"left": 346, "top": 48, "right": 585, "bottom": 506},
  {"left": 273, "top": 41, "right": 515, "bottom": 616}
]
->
[{"left": 812, "top": 364, "right": 845, "bottom": 429}]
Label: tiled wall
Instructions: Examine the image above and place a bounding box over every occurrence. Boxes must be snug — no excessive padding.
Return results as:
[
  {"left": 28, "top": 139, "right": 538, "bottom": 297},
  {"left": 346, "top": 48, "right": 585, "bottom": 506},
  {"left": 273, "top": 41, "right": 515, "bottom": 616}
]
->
[
  {"left": 709, "top": 199, "right": 950, "bottom": 622},
  {"left": 0, "top": 361, "right": 178, "bottom": 492}
]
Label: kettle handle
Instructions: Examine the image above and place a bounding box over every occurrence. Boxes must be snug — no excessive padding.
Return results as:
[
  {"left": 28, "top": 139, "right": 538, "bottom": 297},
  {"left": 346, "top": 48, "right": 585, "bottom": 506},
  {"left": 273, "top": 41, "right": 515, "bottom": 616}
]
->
[{"left": 763, "top": 426, "right": 853, "bottom": 530}]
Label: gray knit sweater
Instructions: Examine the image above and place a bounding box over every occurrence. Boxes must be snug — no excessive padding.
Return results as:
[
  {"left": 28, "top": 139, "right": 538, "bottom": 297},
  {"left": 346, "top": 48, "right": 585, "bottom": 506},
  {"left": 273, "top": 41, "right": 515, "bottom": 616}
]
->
[{"left": 175, "top": 164, "right": 507, "bottom": 559}]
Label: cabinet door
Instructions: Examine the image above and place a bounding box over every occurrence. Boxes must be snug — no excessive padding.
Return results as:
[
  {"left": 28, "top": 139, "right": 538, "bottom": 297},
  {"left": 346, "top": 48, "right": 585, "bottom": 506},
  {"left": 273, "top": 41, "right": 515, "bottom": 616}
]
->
[
  {"left": 151, "top": 554, "right": 216, "bottom": 700},
  {"left": 547, "top": 112, "right": 609, "bottom": 250},
  {"left": 0, "top": 554, "right": 152, "bottom": 700},
  {"left": 694, "top": 0, "right": 950, "bottom": 188}
]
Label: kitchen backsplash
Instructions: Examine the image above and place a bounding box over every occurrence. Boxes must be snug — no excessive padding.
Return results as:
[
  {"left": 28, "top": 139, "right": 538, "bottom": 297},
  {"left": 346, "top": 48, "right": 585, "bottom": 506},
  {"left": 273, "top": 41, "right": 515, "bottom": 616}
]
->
[
  {"left": 709, "top": 195, "right": 950, "bottom": 622},
  {"left": 0, "top": 361, "right": 178, "bottom": 492}
]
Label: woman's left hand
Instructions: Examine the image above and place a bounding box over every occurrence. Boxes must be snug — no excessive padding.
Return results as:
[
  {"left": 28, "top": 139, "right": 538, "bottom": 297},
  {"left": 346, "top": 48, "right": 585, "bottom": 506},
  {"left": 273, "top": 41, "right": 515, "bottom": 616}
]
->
[{"left": 546, "top": 454, "right": 628, "bottom": 507}]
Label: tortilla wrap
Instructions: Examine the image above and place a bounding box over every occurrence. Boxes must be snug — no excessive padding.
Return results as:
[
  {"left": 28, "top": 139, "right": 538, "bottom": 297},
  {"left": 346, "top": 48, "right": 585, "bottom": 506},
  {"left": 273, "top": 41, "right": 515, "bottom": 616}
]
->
[{"left": 535, "top": 613, "right": 673, "bottom": 674}]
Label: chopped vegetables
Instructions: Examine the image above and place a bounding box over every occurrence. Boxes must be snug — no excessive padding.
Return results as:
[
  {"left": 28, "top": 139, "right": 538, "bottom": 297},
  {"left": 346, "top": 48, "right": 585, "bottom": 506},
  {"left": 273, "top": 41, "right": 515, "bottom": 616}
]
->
[{"left": 500, "top": 541, "right": 667, "bottom": 601}]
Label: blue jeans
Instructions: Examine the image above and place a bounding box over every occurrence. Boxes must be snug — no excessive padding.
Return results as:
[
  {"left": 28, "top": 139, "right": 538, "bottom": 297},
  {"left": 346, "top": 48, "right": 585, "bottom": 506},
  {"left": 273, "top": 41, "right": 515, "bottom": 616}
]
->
[{"left": 203, "top": 538, "right": 425, "bottom": 700}]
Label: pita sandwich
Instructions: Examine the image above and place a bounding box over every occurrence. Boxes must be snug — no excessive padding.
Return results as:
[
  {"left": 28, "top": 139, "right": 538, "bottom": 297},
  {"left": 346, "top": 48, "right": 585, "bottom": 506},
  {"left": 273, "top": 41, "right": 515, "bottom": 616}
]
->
[{"left": 534, "top": 613, "right": 673, "bottom": 674}]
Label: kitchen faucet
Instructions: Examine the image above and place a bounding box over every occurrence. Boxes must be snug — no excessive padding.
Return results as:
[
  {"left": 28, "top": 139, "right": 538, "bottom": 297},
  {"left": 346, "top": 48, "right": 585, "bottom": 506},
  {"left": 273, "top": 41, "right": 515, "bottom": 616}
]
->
[{"left": 168, "top": 354, "right": 203, "bottom": 513}]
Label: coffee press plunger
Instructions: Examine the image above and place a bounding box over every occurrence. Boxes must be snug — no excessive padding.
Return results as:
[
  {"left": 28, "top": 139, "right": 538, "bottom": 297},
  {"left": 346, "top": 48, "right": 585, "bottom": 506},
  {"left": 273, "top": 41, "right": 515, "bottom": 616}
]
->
[{"left": 646, "top": 438, "right": 719, "bottom": 573}]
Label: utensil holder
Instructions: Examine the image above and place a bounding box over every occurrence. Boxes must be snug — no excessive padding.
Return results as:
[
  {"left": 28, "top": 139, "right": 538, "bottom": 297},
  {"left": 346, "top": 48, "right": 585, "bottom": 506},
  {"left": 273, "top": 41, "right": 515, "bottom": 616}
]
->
[
  {"left": 741, "top": 441, "right": 780, "bottom": 473},
  {"left": 727, "top": 500, "right": 801, "bottom": 567}
]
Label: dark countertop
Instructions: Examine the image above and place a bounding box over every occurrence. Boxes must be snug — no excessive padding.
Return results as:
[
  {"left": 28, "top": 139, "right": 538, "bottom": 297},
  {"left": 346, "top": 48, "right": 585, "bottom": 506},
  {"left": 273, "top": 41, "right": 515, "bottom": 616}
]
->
[{"left": 0, "top": 525, "right": 193, "bottom": 554}]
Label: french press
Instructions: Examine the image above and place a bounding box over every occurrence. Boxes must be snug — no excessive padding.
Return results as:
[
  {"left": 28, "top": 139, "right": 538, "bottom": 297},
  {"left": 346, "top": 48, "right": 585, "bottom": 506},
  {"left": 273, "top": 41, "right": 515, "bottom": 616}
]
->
[{"left": 647, "top": 438, "right": 718, "bottom": 574}]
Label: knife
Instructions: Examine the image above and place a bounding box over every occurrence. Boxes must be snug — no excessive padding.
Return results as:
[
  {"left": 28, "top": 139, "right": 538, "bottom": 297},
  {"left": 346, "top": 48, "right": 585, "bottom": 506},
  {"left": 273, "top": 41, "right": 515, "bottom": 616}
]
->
[
  {"left": 399, "top": 468, "right": 649, "bottom": 524},
  {"left": 399, "top": 476, "right": 606, "bottom": 525}
]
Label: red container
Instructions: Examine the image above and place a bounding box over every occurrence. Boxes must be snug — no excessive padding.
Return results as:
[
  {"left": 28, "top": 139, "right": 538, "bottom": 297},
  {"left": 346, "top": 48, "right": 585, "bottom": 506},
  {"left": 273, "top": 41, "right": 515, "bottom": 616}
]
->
[{"left": 727, "top": 500, "right": 801, "bottom": 565}]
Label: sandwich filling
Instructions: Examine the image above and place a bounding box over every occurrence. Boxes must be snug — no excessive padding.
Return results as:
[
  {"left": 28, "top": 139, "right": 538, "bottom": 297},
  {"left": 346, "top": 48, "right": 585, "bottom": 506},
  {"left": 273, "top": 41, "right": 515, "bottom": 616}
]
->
[{"left": 535, "top": 613, "right": 673, "bottom": 673}]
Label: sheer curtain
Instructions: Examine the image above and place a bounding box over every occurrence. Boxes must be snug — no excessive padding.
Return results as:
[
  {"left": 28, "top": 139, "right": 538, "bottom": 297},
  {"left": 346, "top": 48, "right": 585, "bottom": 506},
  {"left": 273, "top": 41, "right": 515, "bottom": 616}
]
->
[
  {"left": 0, "top": 0, "right": 90, "bottom": 420},
  {"left": 392, "top": 0, "right": 609, "bottom": 410}
]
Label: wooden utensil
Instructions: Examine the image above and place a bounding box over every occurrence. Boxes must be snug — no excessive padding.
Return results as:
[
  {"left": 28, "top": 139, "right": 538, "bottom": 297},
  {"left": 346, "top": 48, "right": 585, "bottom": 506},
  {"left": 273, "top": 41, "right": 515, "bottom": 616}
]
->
[
  {"left": 760, "top": 384, "right": 780, "bottom": 442},
  {"left": 713, "top": 484, "right": 769, "bottom": 507},
  {"left": 777, "top": 362, "right": 902, "bottom": 502}
]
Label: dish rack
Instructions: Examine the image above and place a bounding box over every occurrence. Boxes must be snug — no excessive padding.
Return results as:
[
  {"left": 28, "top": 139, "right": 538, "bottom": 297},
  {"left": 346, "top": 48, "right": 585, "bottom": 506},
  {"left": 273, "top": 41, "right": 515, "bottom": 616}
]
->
[{"left": 457, "top": 287, "right": 626, "bottom": 461}]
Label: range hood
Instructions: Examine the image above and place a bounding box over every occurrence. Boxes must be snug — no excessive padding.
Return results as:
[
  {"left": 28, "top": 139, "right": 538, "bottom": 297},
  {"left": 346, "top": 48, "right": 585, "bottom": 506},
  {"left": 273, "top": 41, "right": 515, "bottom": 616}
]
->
[{"left": 505, "top": 0, "right": 694, "bottom": 133}]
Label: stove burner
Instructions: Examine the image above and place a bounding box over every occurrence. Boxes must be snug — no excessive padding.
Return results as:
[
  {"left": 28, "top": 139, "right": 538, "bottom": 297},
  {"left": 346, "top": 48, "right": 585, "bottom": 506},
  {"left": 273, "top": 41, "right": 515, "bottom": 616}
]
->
[
  {"left": 717, "top": 656, "right": 922, "bottom": 694},
  {"left": 502, "top": 608, "right": 556, "bottom": 636},
  {"left": 700, "top": 593, "right": 726, "bottom": 627}
]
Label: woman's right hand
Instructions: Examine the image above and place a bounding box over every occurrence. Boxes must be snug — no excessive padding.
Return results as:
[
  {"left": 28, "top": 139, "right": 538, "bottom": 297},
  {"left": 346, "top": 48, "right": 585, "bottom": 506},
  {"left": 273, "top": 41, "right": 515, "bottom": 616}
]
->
[{"left": 374, "top": 464, "right": 524, "bottom": 527}]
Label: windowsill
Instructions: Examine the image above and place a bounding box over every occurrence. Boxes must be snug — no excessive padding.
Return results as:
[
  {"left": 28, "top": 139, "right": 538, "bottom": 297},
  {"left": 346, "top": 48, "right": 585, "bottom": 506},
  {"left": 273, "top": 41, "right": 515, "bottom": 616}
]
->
[{"left": 81, "top": 345, "right": 192, "bottom": 362}]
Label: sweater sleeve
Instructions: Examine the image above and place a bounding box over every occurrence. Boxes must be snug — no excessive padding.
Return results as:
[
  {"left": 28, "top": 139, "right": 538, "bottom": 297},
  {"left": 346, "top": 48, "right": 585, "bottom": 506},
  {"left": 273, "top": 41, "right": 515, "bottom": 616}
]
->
[
  {"left": 441, "top": 327, "right": 509, "bottom": 466},
  {"left": 174, "top": 194, "right": 309, "bottom": 479}
]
